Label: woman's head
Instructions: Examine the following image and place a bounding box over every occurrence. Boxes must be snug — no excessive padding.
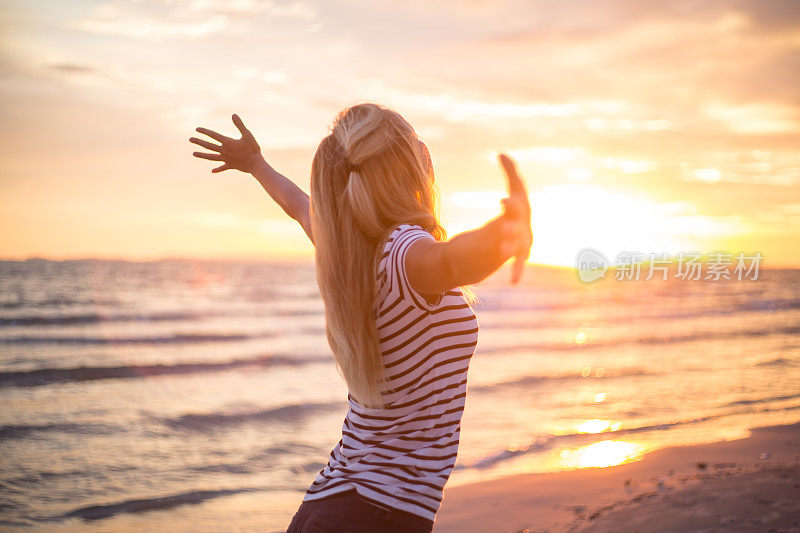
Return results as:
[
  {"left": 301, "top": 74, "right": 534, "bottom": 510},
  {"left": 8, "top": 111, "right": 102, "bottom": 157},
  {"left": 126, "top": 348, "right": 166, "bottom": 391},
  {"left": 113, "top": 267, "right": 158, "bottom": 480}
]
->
[
  {"left": 310, "top": 103, "right": 442, "bottom": 241},
  {"left": 309, "top": 103, "right": 444, "bottom": 407}
]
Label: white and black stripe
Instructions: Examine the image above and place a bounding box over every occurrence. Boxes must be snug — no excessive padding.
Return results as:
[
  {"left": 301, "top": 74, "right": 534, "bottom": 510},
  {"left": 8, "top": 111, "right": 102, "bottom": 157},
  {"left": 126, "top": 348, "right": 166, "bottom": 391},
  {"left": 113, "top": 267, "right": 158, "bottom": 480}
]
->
[{"left": 302, "top": 224, "right": 479, "bottom": 522}]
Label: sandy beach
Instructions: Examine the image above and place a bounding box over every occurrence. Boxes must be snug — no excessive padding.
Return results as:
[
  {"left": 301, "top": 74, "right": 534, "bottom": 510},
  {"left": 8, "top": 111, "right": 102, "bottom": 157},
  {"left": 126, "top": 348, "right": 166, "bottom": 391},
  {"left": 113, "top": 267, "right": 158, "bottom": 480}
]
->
[{"left": 435, "top": 421, "right": 800, "bottom": 533}]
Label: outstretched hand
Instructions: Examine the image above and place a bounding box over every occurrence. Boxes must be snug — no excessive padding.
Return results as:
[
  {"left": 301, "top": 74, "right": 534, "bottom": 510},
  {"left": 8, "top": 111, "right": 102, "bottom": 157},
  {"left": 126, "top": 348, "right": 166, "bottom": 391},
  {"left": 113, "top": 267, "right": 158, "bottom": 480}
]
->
[
  {"left": 190, "top": 114, "right": 262, "bottom": 174},
  {"left": 498, "top": 153, "right": 533, "bottom": 284}
]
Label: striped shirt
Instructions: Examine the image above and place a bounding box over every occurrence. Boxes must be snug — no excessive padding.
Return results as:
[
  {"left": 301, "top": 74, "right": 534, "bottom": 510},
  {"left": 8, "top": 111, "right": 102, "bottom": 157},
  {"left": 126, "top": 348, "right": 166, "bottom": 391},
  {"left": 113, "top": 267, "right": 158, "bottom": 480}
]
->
[{"left": 303, "top": 223, "right": 479, "bottom": 522}]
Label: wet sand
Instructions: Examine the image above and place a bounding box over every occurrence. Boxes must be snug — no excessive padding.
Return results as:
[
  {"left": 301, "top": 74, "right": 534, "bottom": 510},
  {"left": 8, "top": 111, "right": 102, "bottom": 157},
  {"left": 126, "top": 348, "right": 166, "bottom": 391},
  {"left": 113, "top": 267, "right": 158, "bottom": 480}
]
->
[{"left": 435, "top": 421, "right": 800, "bottom": 532}]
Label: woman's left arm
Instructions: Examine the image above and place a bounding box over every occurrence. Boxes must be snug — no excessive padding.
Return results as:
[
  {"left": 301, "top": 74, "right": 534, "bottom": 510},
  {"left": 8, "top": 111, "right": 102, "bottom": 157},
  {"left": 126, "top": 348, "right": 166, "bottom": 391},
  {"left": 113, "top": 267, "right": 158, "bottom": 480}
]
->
[
  {"left": 250, "top": 158, "right": 313, "bottom": 243},
  {"left": 191, "top": 114, "right": 313, "bottom": 244}
]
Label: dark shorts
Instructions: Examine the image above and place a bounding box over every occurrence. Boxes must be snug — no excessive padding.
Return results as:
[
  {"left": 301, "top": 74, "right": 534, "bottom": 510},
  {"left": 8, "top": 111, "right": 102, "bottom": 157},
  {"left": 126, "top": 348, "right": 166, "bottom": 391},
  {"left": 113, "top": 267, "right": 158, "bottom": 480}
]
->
[{"left": 285, "top": 490, "right": 434, "bottom": 533}]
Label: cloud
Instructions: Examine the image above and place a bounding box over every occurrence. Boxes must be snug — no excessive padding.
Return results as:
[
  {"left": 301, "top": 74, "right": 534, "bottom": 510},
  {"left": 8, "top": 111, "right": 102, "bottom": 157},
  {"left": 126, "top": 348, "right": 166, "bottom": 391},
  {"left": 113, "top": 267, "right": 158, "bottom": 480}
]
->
[
  {"left": 702, "top": 101, "right": 800, "bottom": 135},
  {"left": 754, "top": 202, "right": 800, "bottom": 228},
  {"left": 168, "top": 0, "right": 317, "bottom": 19},
  {"left": 47, "top": 63, "right": 94, "bottom": 73},
  {"left": 75, "top": 13, "right": 229, "bottom": 40},
  {"left": 681, "top": 149, "right": 800, "bottom": 186},
  {"left": 732, "top": 0, "right": 800, "bottom": 33},
  {"left": 479, "top": 0, "right": 800, "bottom": 40},
  {"left": 387, "top": 1, "right": 799, "bottom": 124},
  {"left": 47, "top": 63, "right": 103, "bottom": 76},
  {"left": 74, "top": 0, "right": 317, "bottom": 41}
]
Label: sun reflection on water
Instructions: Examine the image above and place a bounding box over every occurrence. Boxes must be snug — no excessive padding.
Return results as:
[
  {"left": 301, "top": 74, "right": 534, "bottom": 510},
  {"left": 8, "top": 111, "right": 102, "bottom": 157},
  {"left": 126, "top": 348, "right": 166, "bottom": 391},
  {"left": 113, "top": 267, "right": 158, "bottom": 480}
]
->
[
  {"left": 594, "top": 392, "right": 607, "bottom": 402},
  {"left": 559, "top": 440, "right": 645, "bottom": 469}
]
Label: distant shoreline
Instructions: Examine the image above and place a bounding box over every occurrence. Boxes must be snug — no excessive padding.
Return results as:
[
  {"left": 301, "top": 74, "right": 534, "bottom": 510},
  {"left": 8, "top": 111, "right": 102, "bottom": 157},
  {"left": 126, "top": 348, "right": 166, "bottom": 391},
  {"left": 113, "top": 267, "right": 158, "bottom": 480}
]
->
[
  {"left": 2, "top": 257, "right": 799, "bottom": 273},
  {"left": 0, "top": 256, "right": 318, "bottom": 265}
]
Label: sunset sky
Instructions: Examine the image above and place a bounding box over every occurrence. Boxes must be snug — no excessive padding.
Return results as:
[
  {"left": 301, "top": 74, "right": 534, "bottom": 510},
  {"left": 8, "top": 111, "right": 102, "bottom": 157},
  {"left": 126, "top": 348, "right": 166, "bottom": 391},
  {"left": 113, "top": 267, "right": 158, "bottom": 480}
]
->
[{"left": 1, "top": 0, "right": 798, "bottom": 267}]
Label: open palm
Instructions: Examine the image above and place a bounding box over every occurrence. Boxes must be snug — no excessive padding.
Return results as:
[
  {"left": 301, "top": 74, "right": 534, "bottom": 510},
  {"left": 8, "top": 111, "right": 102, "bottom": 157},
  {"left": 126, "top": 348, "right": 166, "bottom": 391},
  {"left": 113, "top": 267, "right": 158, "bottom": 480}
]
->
[
  {"left": 190, "top": 114, "right": 262, "bottom": 174},
  {"left": 498, "top": 153, "right": 533, "bottom": 284}
]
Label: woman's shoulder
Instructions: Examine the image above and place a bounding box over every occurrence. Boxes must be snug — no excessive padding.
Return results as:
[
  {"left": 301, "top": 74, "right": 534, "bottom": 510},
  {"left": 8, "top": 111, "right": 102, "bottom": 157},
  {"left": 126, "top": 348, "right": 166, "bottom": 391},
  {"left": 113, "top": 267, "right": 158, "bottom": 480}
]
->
[
  {"left": 383, "top": 223, "right": 431, "bottom": 249},
  {"left": 377, "top": 223, "right": 443, "bottom": 311},
  {"left": 379, "top": 224, "right": 434, "bottom": 268},
  {"left": 392, "top": 222, "right": 428, "bottom": 236}
]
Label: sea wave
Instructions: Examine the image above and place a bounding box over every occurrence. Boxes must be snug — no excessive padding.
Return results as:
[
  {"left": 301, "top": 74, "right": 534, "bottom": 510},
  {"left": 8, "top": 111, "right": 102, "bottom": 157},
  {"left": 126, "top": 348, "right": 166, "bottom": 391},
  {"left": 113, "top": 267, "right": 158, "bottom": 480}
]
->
[
  {"left": 475, "top": 295, "right": 800, "bottom": 317},
  {"left": 458, "top": 402, "right": 800, "bottom": 470},
  {"left": 4, "top": 466, "right": 136, "bottom": 490},
  {"left": 721, "top": 391, "right": 800, "bottom": 407},
  {"left": 6, "top": 322, "right": 792, "bottom": 349},
  {"left": 0, "top": 332, "right": 271, "bottom": 345},
  {"left": 0, "top": 353, "right": 327, "bottom": 388},
  {"left": 159, "top": 401, "right": 347, "bottom": 432},
  {"left": 0, "top": 310, "right": 210, "bottom": 326},
  {"left": 189, "top": 443, "right": 325, "bottom": 475},
  {"left": 476, "top": 323, "right": 800, "bottom": 355},
  {"left": 0, "top": 296, "right": 122, "bottom": 309},
  {"left": 469, "top": 367, "right": 654, "bottom": 392},
  {"left": 0, "top": 401, "right": 346, "bottom": 441},
  {"left": 0, "top": 422, "right": 115, "bottom": 441},
  {"left": 474, "top": 297, "right": 800, "bottom": 334},
  {"left": 59, "top": 487, "right": 261, "bottom": 521},
  {"left": 755, "top": 356, "right": 797, "bottom": 367},
  {"left": 0, "top": 308, "right": 323, "bottom": 327}
]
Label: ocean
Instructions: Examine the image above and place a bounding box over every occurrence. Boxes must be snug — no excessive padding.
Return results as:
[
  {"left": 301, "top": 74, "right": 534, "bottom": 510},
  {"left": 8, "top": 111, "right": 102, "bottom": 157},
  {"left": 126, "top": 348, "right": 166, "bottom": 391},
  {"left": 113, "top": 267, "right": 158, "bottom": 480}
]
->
[{"left": 1, "top": 258, "right": 799, "bottom": 531}]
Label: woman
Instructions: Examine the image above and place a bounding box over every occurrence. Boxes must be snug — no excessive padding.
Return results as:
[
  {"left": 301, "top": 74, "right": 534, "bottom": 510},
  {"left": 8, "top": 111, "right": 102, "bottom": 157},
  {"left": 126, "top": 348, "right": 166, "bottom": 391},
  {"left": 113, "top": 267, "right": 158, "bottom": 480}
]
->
[{"left": 190, "top": 103, "right": 532, "bottom": 532}]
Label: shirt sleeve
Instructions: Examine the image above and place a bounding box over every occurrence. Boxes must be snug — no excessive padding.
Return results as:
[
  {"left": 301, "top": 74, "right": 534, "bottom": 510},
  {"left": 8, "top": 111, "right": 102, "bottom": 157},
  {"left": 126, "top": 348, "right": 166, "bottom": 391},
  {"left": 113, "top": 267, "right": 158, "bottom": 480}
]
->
[{"left": 377, "top": 224, "right": 443, "bottom": 312}]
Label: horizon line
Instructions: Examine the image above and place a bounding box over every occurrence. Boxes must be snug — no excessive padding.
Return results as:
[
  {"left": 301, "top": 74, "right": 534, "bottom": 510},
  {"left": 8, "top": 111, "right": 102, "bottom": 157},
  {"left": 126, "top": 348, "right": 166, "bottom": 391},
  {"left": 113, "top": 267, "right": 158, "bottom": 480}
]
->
[{"left": 1, "top": 255, "right": 798, "bottom": 271}]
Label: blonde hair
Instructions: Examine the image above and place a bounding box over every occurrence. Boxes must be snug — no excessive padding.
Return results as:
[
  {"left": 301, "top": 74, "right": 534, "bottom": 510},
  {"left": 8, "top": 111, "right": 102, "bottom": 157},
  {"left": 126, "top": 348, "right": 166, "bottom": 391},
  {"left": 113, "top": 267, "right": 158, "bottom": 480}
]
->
[{"left": 310, "top": 103, "right": 475, "bottom": 408}]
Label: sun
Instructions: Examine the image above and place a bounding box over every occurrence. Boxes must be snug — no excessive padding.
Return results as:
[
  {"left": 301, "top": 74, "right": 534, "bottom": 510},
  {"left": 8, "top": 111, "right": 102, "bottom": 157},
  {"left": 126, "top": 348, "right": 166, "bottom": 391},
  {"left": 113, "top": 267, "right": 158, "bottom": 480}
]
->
[{"left": 443, "top": 182, "right": 745, "bottom": 267}]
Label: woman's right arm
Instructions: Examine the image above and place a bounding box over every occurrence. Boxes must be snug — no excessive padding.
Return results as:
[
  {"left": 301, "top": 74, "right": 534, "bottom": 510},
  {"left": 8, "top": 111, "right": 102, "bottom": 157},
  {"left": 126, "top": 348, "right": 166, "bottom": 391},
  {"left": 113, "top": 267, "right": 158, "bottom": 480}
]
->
[
  {"left": 405, "top": 154, "right": 532, "bottom": 291},
  {"left": 190, "top": 114, "right": 314, "bottom": 244}
]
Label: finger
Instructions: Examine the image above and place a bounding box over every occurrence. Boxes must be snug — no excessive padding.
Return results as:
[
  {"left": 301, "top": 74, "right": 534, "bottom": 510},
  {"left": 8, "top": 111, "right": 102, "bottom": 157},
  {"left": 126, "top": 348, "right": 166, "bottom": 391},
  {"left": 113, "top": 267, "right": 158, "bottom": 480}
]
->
[
  {"left": 193, "top": 151, "right": 224, "bottom": 161},
  {"left": 501, "top": 197, "right": 523, "bottom": 220},
  {"left": 196, "top": 127, "right": 234, "bottom": 144},
  {"left": 511, "top": 233, "right": 532, "bottom": 284},
  {"left": 511, "top": 255, "right": 525, "bottom": 284},
  {"left": 189, "top": 137, "right": 222, "bottom": 152},
  {"left": 498, "top": 153, "right": 527, "bottom": 197},
  {"left": 231, "top": 114, "right": 252, "bottom": 139},
  {"left": 211, "top": 163, "right": 231, "bottom": 173}
]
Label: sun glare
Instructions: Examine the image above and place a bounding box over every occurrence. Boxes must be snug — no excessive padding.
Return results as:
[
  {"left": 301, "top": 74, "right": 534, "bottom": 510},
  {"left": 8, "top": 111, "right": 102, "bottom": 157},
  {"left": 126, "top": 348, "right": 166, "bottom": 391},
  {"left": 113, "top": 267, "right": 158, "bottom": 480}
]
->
[
  {"left": 444, "top": 182, "right": 747, "bottom": 267},
  {"left": 559, "top": 440, "right": 645, "bottom": 469},
  {"left": 576, "top": 419, "right": 622, "bottom": 434}
]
